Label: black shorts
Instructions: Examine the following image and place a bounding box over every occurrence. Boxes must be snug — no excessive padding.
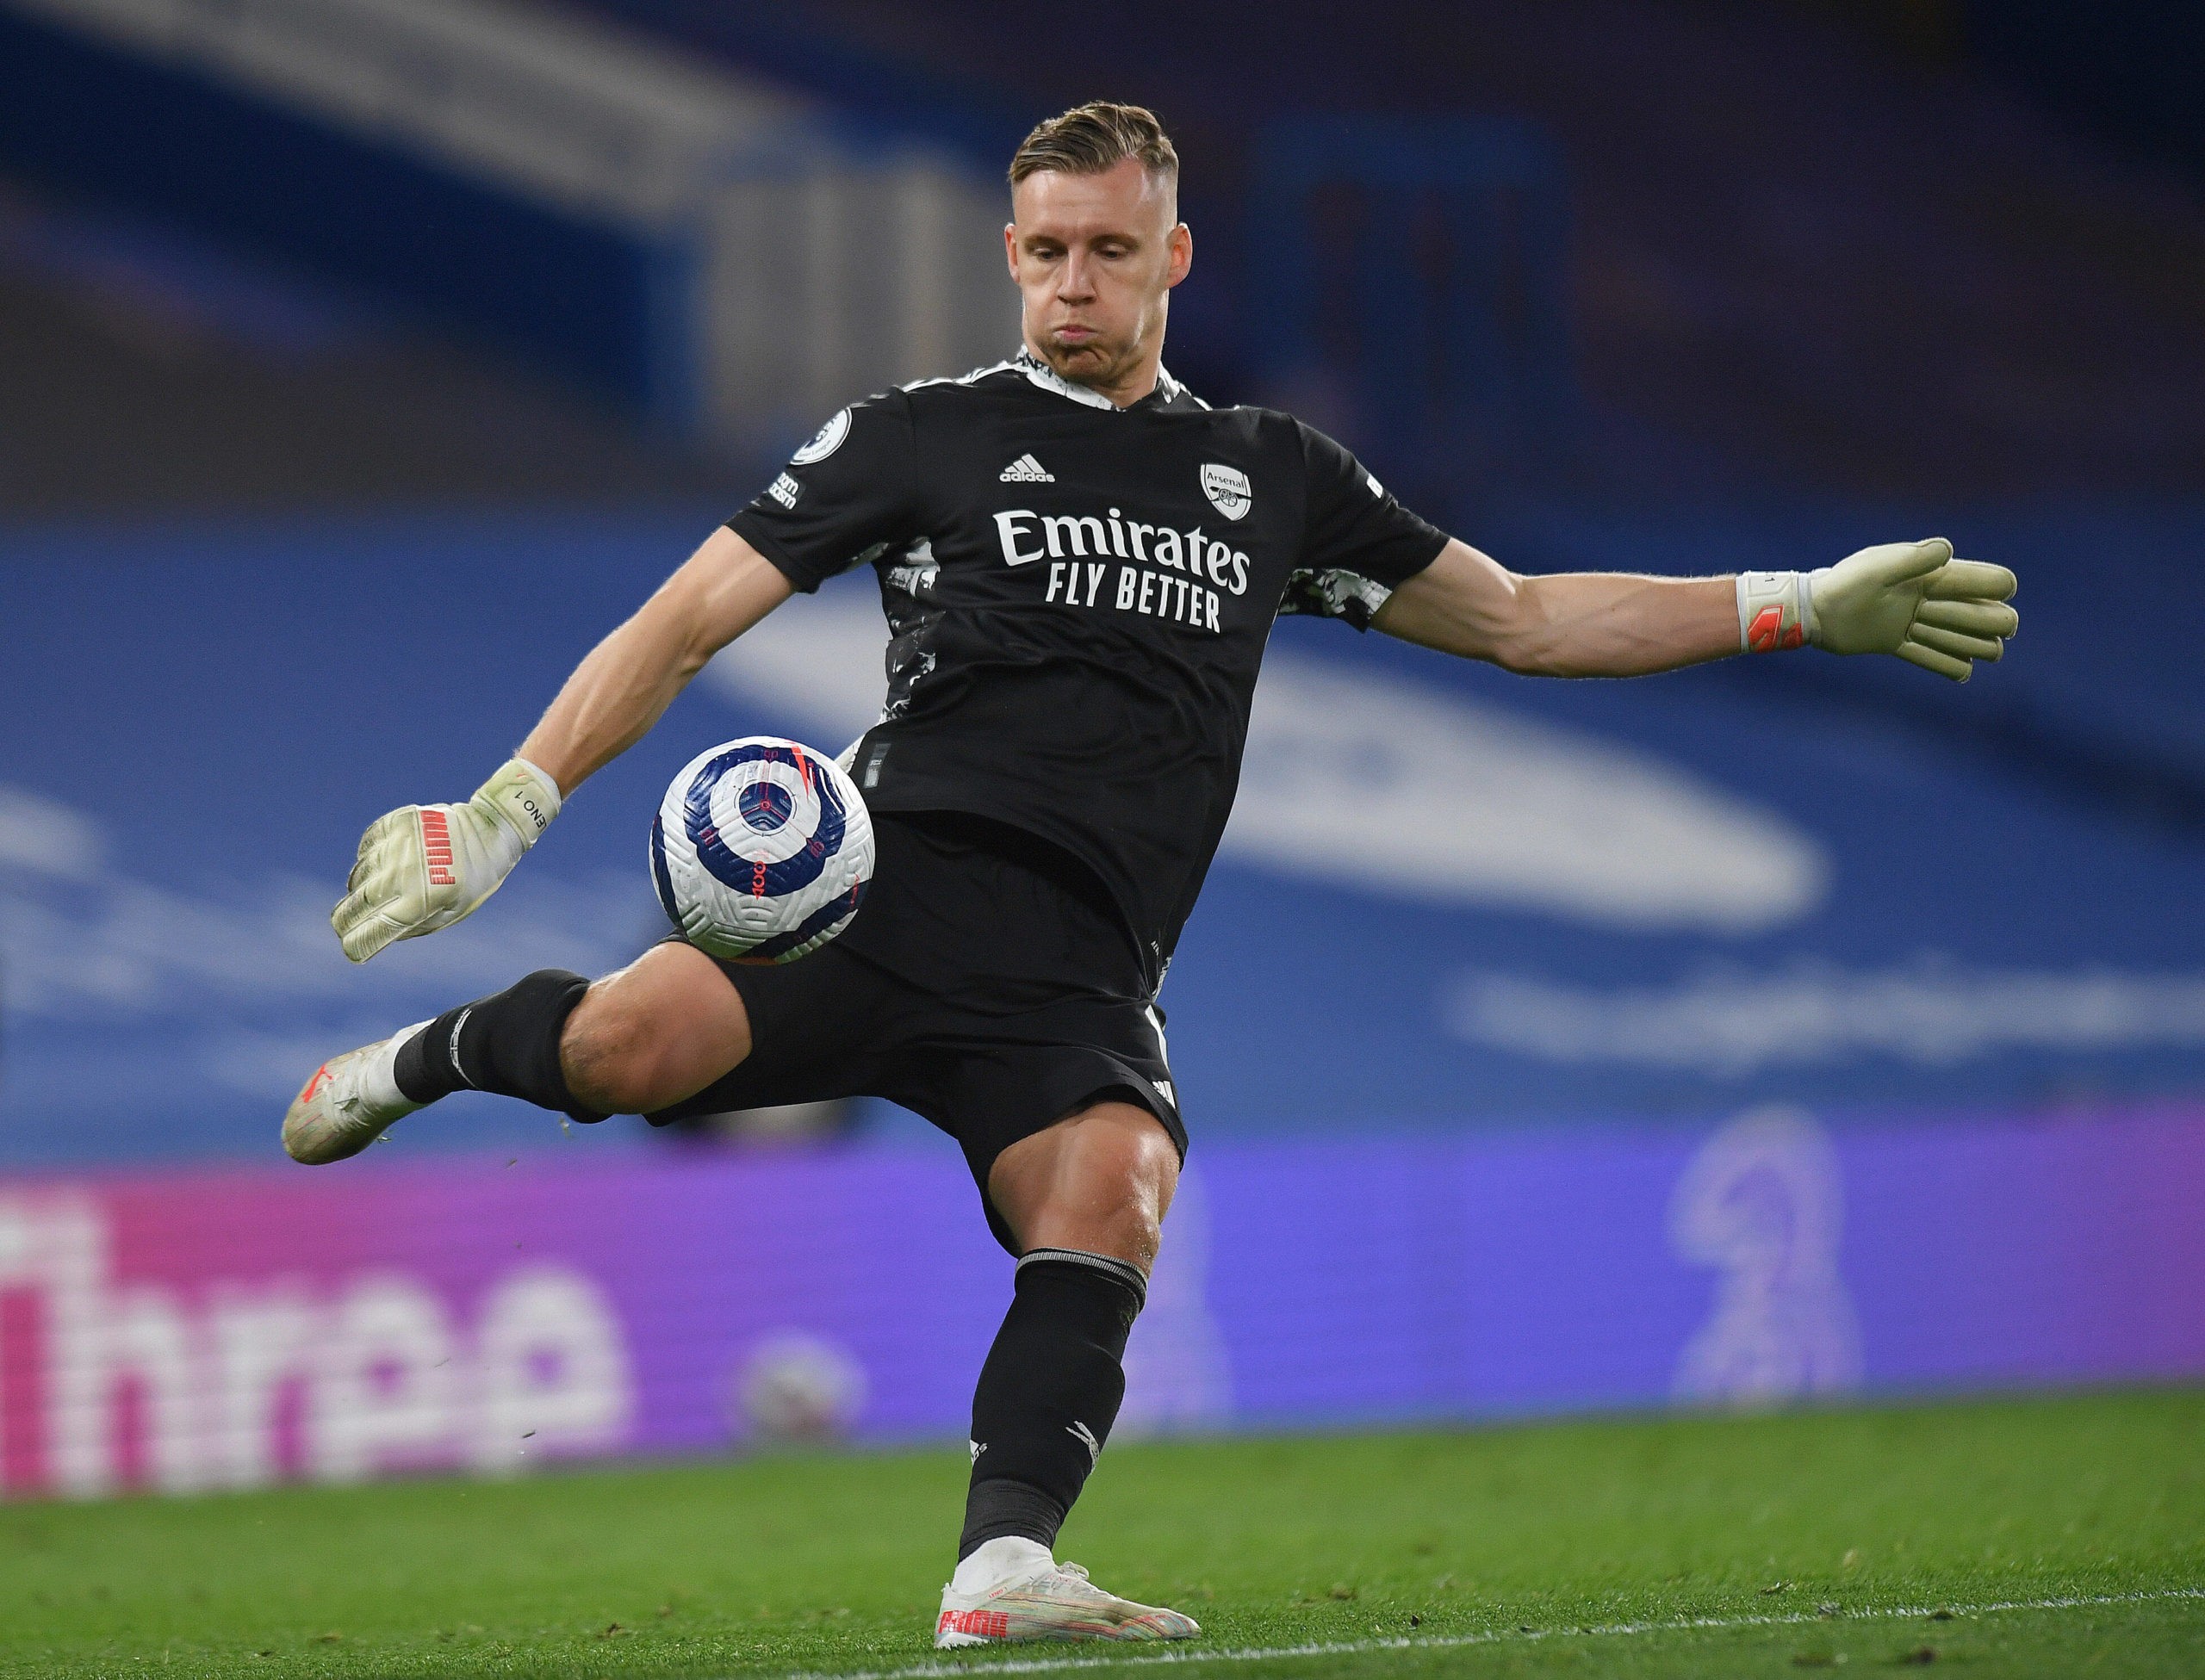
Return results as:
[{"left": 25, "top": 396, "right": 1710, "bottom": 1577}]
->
[{"left": 648, "top": 812, "right": 1185, "bottom": 1253}]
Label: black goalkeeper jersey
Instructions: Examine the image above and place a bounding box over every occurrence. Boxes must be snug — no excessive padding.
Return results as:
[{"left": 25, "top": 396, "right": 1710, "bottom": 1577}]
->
[{"left": 725, "top": 349, "right": 1450, "bottom": 990}]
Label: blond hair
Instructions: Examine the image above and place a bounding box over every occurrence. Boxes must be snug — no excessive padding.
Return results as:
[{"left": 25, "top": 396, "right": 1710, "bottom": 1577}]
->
[{"left": 1009, "top": 101, "right": 1178, "bottom": 188}]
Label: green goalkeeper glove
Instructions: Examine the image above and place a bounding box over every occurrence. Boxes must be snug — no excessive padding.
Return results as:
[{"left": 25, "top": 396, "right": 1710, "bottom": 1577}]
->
[
  {"left": 332, "top": 758, "right": 562, "bottom": 963},
  {"left": 1736, "top": 537, "right": 2018, "bottom": 680}
]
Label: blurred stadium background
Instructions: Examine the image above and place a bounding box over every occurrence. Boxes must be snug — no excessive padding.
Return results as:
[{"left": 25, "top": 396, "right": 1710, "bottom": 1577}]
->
[{"left": 0, "top": 0, "right": 2201, "bottom": 1499}]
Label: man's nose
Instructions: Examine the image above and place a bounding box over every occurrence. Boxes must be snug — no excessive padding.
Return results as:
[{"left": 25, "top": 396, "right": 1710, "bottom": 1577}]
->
[{"left": 1058, "top": 251, "right": 1096, "bottom": 300}]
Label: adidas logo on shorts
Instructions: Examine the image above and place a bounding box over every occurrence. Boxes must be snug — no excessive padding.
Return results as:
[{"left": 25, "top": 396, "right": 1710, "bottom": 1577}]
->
[{"left": 999, "top": 453, "right": 1054, "bottom": 482}]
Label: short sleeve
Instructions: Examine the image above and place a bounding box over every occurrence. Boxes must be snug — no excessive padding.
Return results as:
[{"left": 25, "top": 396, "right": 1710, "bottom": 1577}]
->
[
  {"left": 1280, "top": 423, "right": 1450, "bottom": 629},
  {"left": 725, "top": 392, "right": 919, "bottom": 593}
]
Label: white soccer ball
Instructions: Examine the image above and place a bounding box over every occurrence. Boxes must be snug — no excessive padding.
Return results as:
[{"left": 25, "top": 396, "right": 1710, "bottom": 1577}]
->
[
  {"left": 731, "top": 1333, "right": 868, "bottom": 1444},
  {"left": 650, "top": 736, "right": 873, "bottom": 964}
]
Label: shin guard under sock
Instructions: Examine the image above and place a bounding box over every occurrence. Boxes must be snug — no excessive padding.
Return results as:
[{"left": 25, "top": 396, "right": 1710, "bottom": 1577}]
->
[
  {"left": 391, "top": 969, "right": 604, "bottom": 1120},
  {"left": 959, "top": 1249, "right": 1146, "bottom": 1561}
]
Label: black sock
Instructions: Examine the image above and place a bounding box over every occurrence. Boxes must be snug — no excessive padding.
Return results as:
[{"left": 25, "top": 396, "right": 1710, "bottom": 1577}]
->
[
  {"left": 391, "top": 969, "right": 605, "bottom": 1121},
  {"left": 959, "top": 1249, "right": 1146, "bottom": 1562}
]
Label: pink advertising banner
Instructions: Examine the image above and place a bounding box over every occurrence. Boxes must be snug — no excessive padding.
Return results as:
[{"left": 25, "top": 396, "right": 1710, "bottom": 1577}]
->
[{"left": 2, "top": 1105, "right": 2200, "bottom": 1501}]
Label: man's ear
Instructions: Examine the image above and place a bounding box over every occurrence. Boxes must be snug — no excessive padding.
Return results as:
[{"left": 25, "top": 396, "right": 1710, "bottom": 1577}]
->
[
  {"left": 1165, "top": 222, "right": 1194, "bottom": 289},
  {"left": 1003, "top": 221, "right": 1019, "bottom": 281}
]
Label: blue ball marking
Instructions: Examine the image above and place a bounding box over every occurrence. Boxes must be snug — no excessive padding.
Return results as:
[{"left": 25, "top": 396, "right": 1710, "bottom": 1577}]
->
[
  {"left": 649, "top": 810, "right": 680, "bottom": 926},
  {"left": 738, "top": 779, "right": 794, "bottom": 832},
  {"left": 684, "top": 743, "right": 845, "bottom": 900},
  {"left": 743, "top": 877, "right": 870, "bottom": 960}
]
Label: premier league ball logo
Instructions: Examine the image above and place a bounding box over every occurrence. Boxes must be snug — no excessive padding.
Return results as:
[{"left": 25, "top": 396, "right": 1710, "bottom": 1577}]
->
[{"left": 650, "top": 737, "right": 874, "bottom": 964}]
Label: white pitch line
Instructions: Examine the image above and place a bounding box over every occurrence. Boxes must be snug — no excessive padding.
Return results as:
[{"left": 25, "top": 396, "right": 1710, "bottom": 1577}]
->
[{"left": 769, "top": 1585, "right": 2205, "bottom": 1680}]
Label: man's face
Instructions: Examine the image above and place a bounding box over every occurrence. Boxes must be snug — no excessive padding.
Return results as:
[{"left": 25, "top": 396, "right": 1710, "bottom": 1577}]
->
[{"left": 1007, "top": 157, "right": 1191, "bottom": 393}]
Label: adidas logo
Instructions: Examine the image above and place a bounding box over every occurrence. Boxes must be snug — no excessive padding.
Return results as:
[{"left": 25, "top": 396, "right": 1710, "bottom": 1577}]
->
[{"left": 999, "top": 453, "right": 1054, "bottom": 482}]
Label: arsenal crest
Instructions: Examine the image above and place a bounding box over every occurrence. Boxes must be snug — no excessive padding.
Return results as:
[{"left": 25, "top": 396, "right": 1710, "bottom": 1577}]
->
[{"left": 1200, "top": 462, "right": 1252, "bottom": 521}]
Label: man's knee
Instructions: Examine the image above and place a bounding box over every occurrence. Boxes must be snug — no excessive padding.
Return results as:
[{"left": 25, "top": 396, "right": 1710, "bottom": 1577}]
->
[
  {"left": 1097, "top": 1181, "right": 1166, "bottom": 1273},
  {"left": 992, "top": 1101, "right": 1181, "bottom": 1268},
  {"left": 558, "top": 983, "right": 658, "bottom": 1113},
  {"left": 558, "top": 945, "right": 751, "bottom": 1114},
  {"left": 1088, "top": 1120, "right": 1176, "bottom": 1258}
]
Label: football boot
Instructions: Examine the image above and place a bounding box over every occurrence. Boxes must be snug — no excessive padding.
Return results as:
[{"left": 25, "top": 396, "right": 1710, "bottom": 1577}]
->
[
  {"left": 282, "top": 1023, "right": 428, "bottom": 1163},
  {"left": 935, "top": 1559, "right": 1201, "bottom": 1646}
]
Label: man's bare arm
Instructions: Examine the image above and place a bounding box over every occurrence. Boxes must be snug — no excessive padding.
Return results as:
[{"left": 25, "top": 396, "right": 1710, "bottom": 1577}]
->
[
  {"left": 1372, "top": 539, "right": 1736, "bottom": 677},
  {"left": 519, "top": 526, "right": 793, "bottom": 796},
  {"left": 332, "top": 526, "right": 792, "bottom": 961},
  {"left": 1373, "top": 536, "right": 2017, "bottom": 681}
]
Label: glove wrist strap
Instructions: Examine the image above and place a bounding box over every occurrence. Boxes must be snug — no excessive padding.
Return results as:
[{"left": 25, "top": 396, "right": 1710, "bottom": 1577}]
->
[
  {"left": 477, "top": 757, "right": 562, "bottom": 849},
  {"left": 1736, "top": 572, "right": 1813, "bottom": 654}
]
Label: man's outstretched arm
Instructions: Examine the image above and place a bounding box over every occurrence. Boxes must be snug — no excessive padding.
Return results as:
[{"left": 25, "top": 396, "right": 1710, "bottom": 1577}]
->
[
  {"left": 332, "top": 528, "right": 793, "bottom": 962},
  {"left": 516, "top": 527, "right": 792, "bottom": 794},
  {"left": 1373, "top": 536, "right": 2017, "bottom": 680}
]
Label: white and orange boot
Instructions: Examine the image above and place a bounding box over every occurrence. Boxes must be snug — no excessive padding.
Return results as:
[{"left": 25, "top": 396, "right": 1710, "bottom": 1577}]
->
[
  {"left": 935, "top": 1540, "right": 1201, "bottom": 1647},
  {"left": 282, "top": 1022, "right": 429, "bottom": 1163}
]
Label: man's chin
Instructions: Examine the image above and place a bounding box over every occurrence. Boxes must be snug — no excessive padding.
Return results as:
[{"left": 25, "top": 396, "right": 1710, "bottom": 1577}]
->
[{"left": 1040, "top": 339, "right": 1119, "bottom": 383}]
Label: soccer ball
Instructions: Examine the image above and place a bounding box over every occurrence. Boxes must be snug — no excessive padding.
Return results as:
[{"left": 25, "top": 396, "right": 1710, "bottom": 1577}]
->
[
  {"left": 731, "top": 1332, "right": 868, "bottom": 1444},
  {"left": 650, "top": 737, "right": 873, "bottom": 964}
]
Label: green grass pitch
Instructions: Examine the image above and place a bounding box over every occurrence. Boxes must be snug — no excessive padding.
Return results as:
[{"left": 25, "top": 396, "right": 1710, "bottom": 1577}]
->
[{"left": 2, "top": 1388, "right": 2197, "bottom": 1678}]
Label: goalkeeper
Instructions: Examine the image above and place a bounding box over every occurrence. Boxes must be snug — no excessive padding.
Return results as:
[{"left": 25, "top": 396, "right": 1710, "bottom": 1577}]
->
[{"left": 283, "top": 102, "right": 2017, "bottom": 1651}]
